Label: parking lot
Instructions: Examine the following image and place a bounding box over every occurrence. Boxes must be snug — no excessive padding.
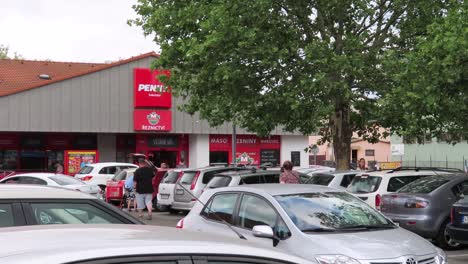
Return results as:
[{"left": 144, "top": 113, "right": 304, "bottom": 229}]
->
[{"left": 132, "top": 211, "right": 468, "bottom": 264}]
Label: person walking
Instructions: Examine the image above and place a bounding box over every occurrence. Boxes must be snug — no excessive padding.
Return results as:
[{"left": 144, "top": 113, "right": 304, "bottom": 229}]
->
[
  {"left": 358, "top": 158, "right": 367, "bottom": 171},
  {"left": 123, "top": 173, "right": 136, "bottom": 211},
  {"left": 133, "top": 159, "right": 155, "bottom": 220},
  {"left": 53, "top": 161, "right": 64, "bottom": 174},
  {"left": 280, "top": 160, "right": 300, "bottom": 184},
  {"left": 176, "top": 158, "right": 187, "bottom": 168}
]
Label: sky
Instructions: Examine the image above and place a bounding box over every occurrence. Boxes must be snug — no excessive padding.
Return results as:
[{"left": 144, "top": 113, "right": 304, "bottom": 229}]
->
[{"left": 0, "top": 0, "right": 158, "bottom": 63}]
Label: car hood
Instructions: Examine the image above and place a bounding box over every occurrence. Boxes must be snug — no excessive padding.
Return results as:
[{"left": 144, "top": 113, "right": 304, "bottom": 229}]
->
[{"left": 302, "top": 227, "right": 436, "bottom": 260}]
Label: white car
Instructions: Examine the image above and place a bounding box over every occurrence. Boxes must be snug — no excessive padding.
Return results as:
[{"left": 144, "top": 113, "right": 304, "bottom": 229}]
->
[
  {"left": 0, "top": 225, "right": 315, "bottom": 264},
  {"left": 346, "top": 168, "right": 453, "bottom": 209},
  {"left": 303, "top": 170, "right": 358, "bottom": 189},
  {"left": 180, "top": 184, "right": 447, "bottom": 264},
  {"left": 296, "top": 166, "right": 335, "bottom": 175},
  {"left": 156, "top": 168, "right": 190, "bottom": 213},
  {"left": 74, "top": 162, "right": 138, "bottom": 189},
  {"left": 0, "top": 173, "right": 102, "bottom": 199}
]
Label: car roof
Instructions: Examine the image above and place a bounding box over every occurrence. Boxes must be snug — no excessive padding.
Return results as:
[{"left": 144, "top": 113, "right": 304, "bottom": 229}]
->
[
  {"left": 215, "top": 183, "right": 341, "bottom": 196},
  {"left": 313, "top": 170, "right": 357, "bottom": 175},
  {"left": 420, "top": 173, "right": 468, "bottom": 181},
  {"left": 86, "top": 162, "right": 138, "bottom": 167},
  {"left": 215, "top": 169, "right": 281, "bottom": 177},
  {"left": 5, "top": 173, "right": 67, "bottom": 178},
  {"left": 357, "top": 170, "right": 452, "bottom": 177},
  {"left": 0, "top": 185, "right": 97, "bottom": 199},
  {"left": 0, "top": 225, "right": 312, "bottom": 264}
]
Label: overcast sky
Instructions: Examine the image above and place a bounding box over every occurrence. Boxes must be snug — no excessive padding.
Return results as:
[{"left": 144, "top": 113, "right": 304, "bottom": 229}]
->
[{"left": 1, "top": 0, "right": 158, "bottom": 63}]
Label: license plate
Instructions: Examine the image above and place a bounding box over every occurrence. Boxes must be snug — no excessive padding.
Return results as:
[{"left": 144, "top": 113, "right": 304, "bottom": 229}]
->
[
  {"left": 161, "top": 194, "right": 170, "bottom": 199},
  {"left": 176, "top": 189, "right": 184, "bottom": 195},
  {"left": 462, "top": 216, "right": 468, "bottom": 224}
]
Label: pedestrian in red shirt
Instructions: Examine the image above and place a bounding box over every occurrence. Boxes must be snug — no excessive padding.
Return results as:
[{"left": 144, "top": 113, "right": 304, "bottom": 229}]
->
[{"left": 280, "top": 160, "right": 300, "bottom": 184}]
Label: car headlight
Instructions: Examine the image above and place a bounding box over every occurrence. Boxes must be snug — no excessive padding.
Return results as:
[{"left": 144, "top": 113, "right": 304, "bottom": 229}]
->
[
  {"left": 315, "top": 255, "right": 361, "bottom": 264},
  {"left": 434, "top": 247, "right": 447, "bottom": 264}
]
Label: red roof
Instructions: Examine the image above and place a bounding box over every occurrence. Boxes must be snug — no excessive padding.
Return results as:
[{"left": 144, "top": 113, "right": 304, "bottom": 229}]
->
[{"left": 0, "top": 51, "right": 158, "bottom": 97}]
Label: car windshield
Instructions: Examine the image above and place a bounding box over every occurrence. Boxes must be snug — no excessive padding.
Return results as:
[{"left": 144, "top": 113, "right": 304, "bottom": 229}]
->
[
  {"left": 163, "top": 171, "right": 180, "bottom": 184},
  {"left": 179, "top": 171, "right": 198, "bottom": 185},
  {"left": 398, "top": 177, "right": 450, "bottom": 194},
  {"left": 49, "top": 175, "right": 84, "bottom": 186},
  {"left": 275, "top": 192, "right": 393, "bottom": 232},
  {"left": 112, "top": 170, "right": 127, "bottom": 181},
  {"left": 78, "top": 166, "right": 93, "bottom": 174},
  {"left": 307, "top": 174, "right": 335, "bottom": 185},
  {"left": 347, "top": 175, "right": 382, "bottom": 193},
  {"left": 206, "top": 176, "right": 232, "bottom": 188}
]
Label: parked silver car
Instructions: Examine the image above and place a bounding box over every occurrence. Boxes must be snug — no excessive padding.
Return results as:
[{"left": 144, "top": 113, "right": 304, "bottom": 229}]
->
[
  {"left": 0, "top": 225, "right": 315, "bottom": 264},
  {"left": 172, "top": 166, "right": 247, "bottom": 211},
  {"left": 181, "top": 184, "right": 446, "bottom": 264},
  {"left": 381, "top": 173, "right": 468, "bottom": 249}
]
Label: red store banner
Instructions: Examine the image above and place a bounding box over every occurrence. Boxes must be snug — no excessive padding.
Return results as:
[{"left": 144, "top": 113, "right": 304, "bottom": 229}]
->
[
  {"left": 133, "top": 110, "right": 172, "bottom": 131},
  {"left": 134, "top": 68, "right": 172, "bottom": 108}
]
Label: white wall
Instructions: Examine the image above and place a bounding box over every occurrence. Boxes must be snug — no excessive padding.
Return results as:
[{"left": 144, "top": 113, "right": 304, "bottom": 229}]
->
[
  {"left": 97, "top": 134, "right": 116, "bottom": 162},
  {"left": 188, "top": 134, "right": 210, "bottom": 168},
  {"left": 281, "top": 135, "right": 309, "bottom": 168}
]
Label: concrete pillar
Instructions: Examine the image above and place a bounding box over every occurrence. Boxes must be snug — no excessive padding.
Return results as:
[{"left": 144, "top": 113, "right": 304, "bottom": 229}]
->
[{"left": 97, "top": 134, "right": 116, "bottom": 162}]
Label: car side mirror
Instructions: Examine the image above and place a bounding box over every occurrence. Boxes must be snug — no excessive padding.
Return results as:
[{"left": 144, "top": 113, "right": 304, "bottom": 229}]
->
[{"left": 252, "top": 225, "right": 280, "bottom": 247}]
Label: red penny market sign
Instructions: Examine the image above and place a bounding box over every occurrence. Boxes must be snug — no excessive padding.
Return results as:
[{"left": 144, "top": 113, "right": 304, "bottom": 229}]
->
[
  {"left": 134, "top": 68, "right": 172, "bottom": 108},
  {"left": 134, "top": 110, "right": 172, "bottom": 131}
]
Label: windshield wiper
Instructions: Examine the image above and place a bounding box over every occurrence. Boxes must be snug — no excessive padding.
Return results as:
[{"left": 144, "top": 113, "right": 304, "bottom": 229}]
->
[
  {"left": 301, "top": 227, "right": 338, "bottom": 233},
  {"left": 336, "top": 224, "right": 395, "bottom": 230}
]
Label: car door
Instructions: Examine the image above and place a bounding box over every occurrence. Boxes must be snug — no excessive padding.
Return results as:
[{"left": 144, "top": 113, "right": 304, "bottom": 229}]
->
[
  {"left": 99, "top": 166, "right": 119, "bottom": 180},
  {"left": 232, "top": 193, "right": 291, "bottom": 250},
  {"left": 195, "top": 192, "right": 243, "bottom": 240}
]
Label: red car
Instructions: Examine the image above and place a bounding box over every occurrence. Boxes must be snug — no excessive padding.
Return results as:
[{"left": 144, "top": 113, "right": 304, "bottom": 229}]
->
[{"left": 105, "top": 168, "right": 137, "bottom": 205}]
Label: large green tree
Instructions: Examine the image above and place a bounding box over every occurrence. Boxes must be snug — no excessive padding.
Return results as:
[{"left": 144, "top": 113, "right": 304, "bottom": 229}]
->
[
  {"left": 381, "top": 2, "right": 467, "bottom": 143},
  {"left": 131, "top": 0, "right": 456, "bottom": 169}
]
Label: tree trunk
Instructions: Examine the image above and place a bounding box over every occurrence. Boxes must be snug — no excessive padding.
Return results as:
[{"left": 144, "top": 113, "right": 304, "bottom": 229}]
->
[{"left": 331, "top": 102, "right": 352, "bottom": 170}]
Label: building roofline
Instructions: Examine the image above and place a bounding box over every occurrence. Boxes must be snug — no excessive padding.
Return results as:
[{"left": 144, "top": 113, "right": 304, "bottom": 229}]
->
[{"left": 1, "top": 51, "right": 159, "bottom": 97}]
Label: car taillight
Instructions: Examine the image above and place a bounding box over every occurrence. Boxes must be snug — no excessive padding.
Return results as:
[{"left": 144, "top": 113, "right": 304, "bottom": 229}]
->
[
  {"left": 375, "top": 194, "right": 381, "bottom": 209},
  {"left": 190, "top": 171, "right": 201, "bottom": 190},
  {"left": 81, "top": 175, "right": 93, "bottom": 181},
  {"left": 404, "top": 199, "right": 429, "bottom": 208},
  {"left": 176, "top": 218, "right": 184, "bottom": 229}
]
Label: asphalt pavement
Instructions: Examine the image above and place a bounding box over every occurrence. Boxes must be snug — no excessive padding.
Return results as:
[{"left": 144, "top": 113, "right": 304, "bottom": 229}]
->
[{"left": 129, "top": 211, "right": 468, "bottom": 264}]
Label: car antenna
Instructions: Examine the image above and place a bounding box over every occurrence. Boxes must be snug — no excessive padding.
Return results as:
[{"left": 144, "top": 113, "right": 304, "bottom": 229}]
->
[{"left": 176, "top": 182, "right": 247, "bottom": 240}]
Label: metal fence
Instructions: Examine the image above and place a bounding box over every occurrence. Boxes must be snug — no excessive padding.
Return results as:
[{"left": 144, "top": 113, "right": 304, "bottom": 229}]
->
[{"left": 400, "top": 156, "right": 467, "bottom": 171}]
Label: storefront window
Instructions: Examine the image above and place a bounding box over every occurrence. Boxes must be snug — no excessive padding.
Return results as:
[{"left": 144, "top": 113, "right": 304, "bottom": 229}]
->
[
  {"left": 20, "top": 150, "right": 46, "bottom": 171},
  {"left": 47, "top": 151, "right": 64, "bottom": 171},
  {"left": 210, "top": 151, "right": 229, "bottom": 164},
  {"left": 0, "top": 150, "right": 18, "bottom": 170}
]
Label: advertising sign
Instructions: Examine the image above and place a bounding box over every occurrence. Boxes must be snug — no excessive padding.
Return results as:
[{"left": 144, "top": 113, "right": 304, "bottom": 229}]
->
[
  {"left": 64, "top": 150, "right": 99, "bottom": 176},
  {"left": 134, "top": 68, "right": 172, "bottom": 108},
  {"left": 133, "top": 110, "right": 172, "bottom": 131},
  {"left": 391, "top": 144, "right": 405, "bottom": 156},
  {"left": 378, "top": 161, "right": 402, "bottom": 170}
]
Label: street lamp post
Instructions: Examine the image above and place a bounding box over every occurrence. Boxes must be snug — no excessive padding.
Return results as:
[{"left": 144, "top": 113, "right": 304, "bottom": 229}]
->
[{"left": 232, "top": 123, "right": 237, "bottom": 165}]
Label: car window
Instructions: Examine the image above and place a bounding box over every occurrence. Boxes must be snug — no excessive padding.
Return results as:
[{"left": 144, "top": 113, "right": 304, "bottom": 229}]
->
[
  {"left": 452, "top": 181, "right": 468, "bottom": 197},
  {"left": 387, "top": 176, "right": 426, "bottom": 192},
  {"left": 113, "top": 170, "right": 128, "bottom": 181},
  {"left": 340, "top": 174, "right": 356, "bottom": 187},
  {"left": 202, "top": 171, "right": 219, "bottom": 184},
  {"left": 238, "top": 194, "right": 278, "bottom": 229},
  {"left": 201, "top": 193, "right": 238, "bottom": 223},
  {"left": 2, "top": 177, "right": 21, "bottom": 184},
  {"left": 307, "top": 174, "right": 334, "bottom": 186},
  {"left": 206, "top": 176, "right": 232, "bottom": 189},
  {"left": 0, "top": 204, "right": 15, "bottom": 227},
  {"left": 398, "top": 176, "right": 450, "bottom": 194},
  {"left": 276, "top": 192, "right": 392, "bottom": 231},
  {"left": 49, "top": 175, "right": 84, "bottom": 185},
  {"left": 78, "top": 166, "right": 94, "bottom": 174},
  {"left": 179, "top": 171, "right": 198, "bottom": 185},
  {"left": 163, "top": 171, "right": 180, "bottom": 184},
  {"left": 18, "top": 177, "right": 47, "bottom": 185},
  {"left": 239, "top": 175, "right": 262, "bottom": 185},
  {"left": 99, "top": 166, "right": 118, "bottom": 175},
  {"left": 263, "top": 173, "right": 280, "bottom": 183},
  {"left": 347, "top": 175, "right": 382, "bottom": 193},
  {"left": 30, "top": 203, "right": 123, "bottom": 225}
]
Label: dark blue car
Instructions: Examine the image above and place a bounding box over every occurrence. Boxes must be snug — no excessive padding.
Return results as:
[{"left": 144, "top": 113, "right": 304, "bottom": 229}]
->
[{"left": 448, "top": 188, "right": 468, "bottom": 245}]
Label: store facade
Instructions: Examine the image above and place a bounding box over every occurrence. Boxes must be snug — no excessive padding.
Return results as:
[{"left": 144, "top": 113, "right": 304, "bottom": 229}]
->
[{"left": 0, "top": 52, "right": 309, "bottom": 172}]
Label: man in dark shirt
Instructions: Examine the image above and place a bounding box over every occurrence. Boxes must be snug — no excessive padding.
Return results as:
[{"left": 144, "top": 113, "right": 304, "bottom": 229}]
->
[{"left": 133, "top": 159, "right": 155, "bottom": 220}]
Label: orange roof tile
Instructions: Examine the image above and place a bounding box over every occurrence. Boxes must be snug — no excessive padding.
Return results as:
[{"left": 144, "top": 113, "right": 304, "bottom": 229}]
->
[{"left": 0, "top": 51, "right": 158, "bottom": 97}]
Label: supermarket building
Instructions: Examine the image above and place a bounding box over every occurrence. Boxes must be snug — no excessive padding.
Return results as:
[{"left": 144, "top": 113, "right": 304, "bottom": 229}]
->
[{"left": 0, "top": 52, "right": 309, "bottom": 173}]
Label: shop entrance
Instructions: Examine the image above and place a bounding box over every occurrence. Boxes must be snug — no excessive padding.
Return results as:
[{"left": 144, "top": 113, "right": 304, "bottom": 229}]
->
[
  {"left": 149, "top": 151, "right": 177, "bottom": 168},
  {"left": 20, "top": 150, "right": 46, "bottom": 171}
]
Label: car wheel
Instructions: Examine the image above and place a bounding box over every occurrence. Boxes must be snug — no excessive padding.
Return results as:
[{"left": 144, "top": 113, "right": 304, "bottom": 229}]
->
[{"left": 436, "top": 220, "right": 461, "bottom": 250}]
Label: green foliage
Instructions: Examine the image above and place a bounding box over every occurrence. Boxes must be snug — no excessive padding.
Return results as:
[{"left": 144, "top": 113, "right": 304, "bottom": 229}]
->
[
  {"left": 0, "top": 44, "right": 23, "bottom": 59},
  {"left": 130, "top": 0, "right": 459, "bottom": 167},
  {"left": 381, "top": 2, "right": 468, "bottom": 142}
]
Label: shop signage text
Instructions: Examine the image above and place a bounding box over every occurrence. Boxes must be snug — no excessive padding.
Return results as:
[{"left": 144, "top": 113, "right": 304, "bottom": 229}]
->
[
  {"left": 134, "top": 68, "right": 172, "bottom": 108},
  {"left": 134, "top": 110, "right": 172, "bottom": 131}
]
